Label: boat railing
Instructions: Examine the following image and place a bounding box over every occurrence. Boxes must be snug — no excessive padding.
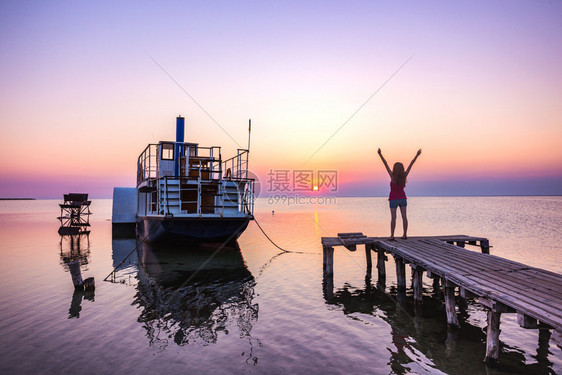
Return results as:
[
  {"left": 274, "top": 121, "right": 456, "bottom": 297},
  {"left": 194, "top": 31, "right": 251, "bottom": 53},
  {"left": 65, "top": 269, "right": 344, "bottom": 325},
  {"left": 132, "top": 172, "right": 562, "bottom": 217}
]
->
[
  {"left": 137, "top": 144, "right": 223, "bottom": 186},
  {"left": 137, "top": 144, "right": 158, "bottom": 185},
  {"left": 221, "top": 149, "right": 249, "bottom": 180},
  {"left": 147, "top": 176, "right": 254, "bottom": 217}
]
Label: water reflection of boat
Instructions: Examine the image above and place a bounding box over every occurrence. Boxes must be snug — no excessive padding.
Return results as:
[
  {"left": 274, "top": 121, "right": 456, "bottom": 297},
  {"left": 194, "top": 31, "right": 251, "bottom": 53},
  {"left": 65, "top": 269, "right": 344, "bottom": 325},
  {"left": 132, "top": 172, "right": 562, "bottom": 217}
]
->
[{"left": 134, "top": 240, "right": 258, "bottom": 348}]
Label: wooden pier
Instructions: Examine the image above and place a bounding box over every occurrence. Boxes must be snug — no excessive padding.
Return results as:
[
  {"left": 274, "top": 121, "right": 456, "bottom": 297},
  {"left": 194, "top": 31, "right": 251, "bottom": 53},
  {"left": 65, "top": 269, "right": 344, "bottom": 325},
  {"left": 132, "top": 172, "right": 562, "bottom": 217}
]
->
[{"left": 321, "top": 233, "right": 562, "bottom": 366}]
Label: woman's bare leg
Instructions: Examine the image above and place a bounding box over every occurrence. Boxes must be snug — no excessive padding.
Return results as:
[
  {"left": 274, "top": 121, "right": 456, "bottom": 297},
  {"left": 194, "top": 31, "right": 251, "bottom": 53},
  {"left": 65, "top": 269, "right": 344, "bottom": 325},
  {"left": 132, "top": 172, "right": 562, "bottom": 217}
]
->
[
  {"left": 399, "top": 205, "right": 408, "bottom": 239},
  {"left": 390, "top": 207, "right": 397, "bottom": 240}
]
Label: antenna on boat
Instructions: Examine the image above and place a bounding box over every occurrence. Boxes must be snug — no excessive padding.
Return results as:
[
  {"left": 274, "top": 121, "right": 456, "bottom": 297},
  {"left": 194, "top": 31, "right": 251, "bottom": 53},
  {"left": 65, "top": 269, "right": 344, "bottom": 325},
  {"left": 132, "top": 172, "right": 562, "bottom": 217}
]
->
[
  {"left": 247, "top": 119, "right": 251, "bottom": 153},
  {"left": 246, "top": 119, "right": 251, "bottom": 178}
]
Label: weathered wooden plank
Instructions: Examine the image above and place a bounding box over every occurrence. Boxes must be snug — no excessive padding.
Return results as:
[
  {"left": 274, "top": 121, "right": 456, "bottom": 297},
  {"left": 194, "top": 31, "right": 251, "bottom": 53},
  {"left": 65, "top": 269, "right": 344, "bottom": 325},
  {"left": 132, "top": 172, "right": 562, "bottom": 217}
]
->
[
  {"left": 462, "top": 276, "right": 562, "bottom": 323},
  {"left": 338, "top": 232, "right": 365, "bottom": 237},
  {"left": 460, "top": 271, "right": 562, "bottom": 310}
]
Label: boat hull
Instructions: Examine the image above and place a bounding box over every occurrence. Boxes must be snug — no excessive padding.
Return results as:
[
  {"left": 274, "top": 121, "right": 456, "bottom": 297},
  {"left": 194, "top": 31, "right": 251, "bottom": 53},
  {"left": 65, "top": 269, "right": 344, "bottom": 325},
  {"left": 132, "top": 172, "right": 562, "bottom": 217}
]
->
[{"left": 137, "top": 215, "right": 252, "bottom": 243}]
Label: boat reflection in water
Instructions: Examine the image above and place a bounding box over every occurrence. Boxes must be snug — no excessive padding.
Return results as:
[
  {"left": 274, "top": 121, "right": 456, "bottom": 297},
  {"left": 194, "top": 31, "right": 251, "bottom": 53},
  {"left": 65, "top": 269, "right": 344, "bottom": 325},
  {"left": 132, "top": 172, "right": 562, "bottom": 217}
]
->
[{"left": 132, "top": 240, "right": 258, "bottom": 348}]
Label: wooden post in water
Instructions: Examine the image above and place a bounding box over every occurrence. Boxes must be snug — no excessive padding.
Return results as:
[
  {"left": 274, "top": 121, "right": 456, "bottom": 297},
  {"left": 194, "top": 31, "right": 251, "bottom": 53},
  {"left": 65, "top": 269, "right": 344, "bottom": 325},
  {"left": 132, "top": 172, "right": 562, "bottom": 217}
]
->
[
  {"left": 411, "top": 265, "right": 423, "bottom": 304},
  {"left": 83, "top": 277, "right": 95, "bottom": 291},
  {"left": 377, "top": 248, "right": 386, "bottom": 284},
  {"left": 395, "top": 256, "right": 406, "bottom": 291},
  {"left": 480, "top": 239, "right": 490, "bottom": 254},
  {"left": 67, "top": 260, "right": 83, "bottom": 290},
  {"left": 323, "top": 246, "right": 334, "bottom": 275},
  {"left": 444, "top": 279, "right": 459, "bottom": 327},
  {"left": 484, "top": 302, "right": 508, "bottom": 365},
  {"left": 365, "top": 243, "right": 372, "bottom": 271},
  {"left": 485, "top": 310, "right": 502, "bottom": 365}
]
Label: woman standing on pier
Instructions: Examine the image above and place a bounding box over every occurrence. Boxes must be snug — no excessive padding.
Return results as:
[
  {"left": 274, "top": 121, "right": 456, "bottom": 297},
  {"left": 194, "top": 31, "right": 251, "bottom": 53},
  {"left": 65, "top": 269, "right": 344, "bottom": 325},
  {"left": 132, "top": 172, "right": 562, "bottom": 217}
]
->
[{"left": 377, "top": 148, "right": 422, "bottom": 240}]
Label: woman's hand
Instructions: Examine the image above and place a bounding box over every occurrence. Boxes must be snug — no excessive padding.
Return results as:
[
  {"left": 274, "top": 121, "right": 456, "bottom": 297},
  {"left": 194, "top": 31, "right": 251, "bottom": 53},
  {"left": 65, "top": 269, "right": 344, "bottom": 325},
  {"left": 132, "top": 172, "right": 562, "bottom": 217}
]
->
[
  {"left": 417, "top": 149, "right": 422, "bottom": 156},
  {"left": 378, "top": 148, "right": 382, "bottom": 155}
]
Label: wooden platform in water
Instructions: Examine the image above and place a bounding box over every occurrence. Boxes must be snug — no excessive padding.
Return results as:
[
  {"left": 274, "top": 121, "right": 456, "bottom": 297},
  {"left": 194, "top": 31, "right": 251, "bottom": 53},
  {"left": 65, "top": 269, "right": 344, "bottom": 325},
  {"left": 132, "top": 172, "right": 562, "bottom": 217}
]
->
[{"left": 321, "top": 233, "right": 562, "bottom": 365}]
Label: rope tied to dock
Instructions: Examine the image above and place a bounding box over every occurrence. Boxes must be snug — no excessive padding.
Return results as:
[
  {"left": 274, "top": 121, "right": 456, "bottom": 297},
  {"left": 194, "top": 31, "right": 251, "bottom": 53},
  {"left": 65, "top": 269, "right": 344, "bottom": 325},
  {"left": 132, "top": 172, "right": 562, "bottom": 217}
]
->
[{"left": 253, "top": 217, "right": 314, "bottom": 255}]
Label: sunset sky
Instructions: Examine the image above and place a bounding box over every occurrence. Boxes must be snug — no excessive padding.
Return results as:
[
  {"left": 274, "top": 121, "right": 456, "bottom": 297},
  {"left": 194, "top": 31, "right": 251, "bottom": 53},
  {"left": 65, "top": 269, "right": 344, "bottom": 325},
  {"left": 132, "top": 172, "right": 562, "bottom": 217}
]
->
[{"left": 1, "top": 1, "right": 561, "bottom": 198}]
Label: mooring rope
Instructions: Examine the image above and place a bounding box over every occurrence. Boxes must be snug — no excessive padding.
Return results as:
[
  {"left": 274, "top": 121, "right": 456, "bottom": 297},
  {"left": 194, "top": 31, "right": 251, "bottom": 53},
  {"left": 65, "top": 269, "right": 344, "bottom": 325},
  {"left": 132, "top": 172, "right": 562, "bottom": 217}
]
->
[
  {"left": 253, "top": 217, "right": 316, "bottom": 255},
  {"left": 103, "top": 233, "right": 149, "bottom": 282}
]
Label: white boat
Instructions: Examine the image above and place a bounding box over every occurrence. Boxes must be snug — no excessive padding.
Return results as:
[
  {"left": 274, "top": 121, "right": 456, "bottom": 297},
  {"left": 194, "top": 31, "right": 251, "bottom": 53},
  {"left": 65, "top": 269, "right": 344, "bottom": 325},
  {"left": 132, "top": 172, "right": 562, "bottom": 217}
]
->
[{"left": 112, "top": 116, "right": 255, "bottom": 242}]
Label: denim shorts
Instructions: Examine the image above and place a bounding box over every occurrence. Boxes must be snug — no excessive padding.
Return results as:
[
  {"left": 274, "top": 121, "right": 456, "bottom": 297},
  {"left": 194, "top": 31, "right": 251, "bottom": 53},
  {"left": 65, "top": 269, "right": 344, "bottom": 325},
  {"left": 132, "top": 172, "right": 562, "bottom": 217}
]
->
[{"left": 389, "top": 199, "right": 407, "bottom": 208}]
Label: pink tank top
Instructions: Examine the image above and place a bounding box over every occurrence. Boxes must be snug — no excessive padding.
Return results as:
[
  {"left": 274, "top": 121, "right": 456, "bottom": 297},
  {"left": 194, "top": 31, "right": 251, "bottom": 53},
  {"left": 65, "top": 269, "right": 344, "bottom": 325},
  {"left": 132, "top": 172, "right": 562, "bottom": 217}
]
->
[{"left": 389, "top": 181, "right": 406, "bottom": 200}]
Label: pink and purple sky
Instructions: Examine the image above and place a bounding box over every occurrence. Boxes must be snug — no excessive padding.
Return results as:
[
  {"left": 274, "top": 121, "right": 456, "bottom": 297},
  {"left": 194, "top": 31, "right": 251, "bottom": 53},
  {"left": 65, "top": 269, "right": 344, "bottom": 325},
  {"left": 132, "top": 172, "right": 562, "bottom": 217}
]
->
[{"left": 1, "top": 1, "right": 561, "bottom": 198}]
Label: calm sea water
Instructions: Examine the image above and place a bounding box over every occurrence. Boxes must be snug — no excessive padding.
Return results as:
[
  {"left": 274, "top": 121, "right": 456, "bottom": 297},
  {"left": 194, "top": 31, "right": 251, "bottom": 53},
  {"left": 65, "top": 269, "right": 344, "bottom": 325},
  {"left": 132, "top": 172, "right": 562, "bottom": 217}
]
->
[{"left": 0, "top": 197, "right": 560, "bottom": 374}]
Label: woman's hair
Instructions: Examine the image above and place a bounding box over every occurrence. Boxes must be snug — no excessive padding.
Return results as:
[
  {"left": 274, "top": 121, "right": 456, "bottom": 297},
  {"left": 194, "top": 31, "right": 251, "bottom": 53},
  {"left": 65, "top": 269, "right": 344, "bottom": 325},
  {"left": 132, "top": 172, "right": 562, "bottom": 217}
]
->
[{"left": 391, "top": 162, "right": 406, "bottom": 186}]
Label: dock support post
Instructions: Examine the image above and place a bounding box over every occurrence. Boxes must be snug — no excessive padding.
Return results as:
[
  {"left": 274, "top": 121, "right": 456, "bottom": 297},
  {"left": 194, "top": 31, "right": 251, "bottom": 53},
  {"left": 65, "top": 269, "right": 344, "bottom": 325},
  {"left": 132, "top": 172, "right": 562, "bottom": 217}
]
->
[
  {"left": 444, "top": 279, "right": 459, "bottom": 328},
  {"left": 377, "top": 248, "right": 386, "bottom": 284},
  {"left": 411, "top": 265, "right": 423, "bottom": 304},
  {"left": 480, "top": 239, "right": 490, "bottom": 254},
  {"left": 484, "top": 309, "right": 502, "bottom": 365},
  {"left": 68, "top": 260, "right": 83, "bottom": 290},
  {"left": 322, "top": 272, "right": 334, "bottom": 300},
  {"left": 365, "top": 244, "right": 372, "bottom": 271},
  {"left": 323, "top": 246, "right": 334, "bottom": 275},
  {"left": 433, "top": 277, "right": 441, "bottom": 294},
  {"left": 395, "top": 257, "right": 406, "bottom": 291}
]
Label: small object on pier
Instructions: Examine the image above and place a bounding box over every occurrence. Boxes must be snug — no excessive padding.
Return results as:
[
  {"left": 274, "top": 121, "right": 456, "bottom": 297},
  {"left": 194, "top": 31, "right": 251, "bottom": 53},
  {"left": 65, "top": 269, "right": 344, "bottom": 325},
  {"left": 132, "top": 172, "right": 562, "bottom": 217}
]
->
[
  {"left": 337, "top": 232, "right": 366, "bottom": 252},
  {"left": 68, "top": 260, "right": 83, "bottom": 290}
]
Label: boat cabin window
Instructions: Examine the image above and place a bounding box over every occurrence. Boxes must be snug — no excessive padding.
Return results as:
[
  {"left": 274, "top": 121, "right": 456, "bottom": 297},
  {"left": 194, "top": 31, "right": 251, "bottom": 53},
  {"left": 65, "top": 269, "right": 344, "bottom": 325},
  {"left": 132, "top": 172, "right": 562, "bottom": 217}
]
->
[{"left": 161, "top": 143, "right": 174, "bottom": 160}]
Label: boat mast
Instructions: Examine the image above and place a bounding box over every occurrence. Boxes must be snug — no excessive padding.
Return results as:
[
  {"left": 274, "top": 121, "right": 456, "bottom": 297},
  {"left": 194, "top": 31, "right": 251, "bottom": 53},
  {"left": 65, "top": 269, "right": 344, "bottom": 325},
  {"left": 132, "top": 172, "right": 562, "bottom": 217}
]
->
[{"left": 246, "top": 119, "right": 251, "bottom": 178}]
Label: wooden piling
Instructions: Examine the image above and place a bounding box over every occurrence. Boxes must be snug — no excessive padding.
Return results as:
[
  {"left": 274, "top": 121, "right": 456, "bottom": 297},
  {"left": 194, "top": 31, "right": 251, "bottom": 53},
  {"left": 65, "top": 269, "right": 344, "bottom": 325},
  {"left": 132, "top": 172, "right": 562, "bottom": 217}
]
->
[
  {"left": 323, "top": 246, "right": 334, "bottom": 275},
  {"left": 377, "top": 249, "right": 386, "bottom": 284},
  {"left": 83, "top": 277, "right": 95, "bottom": 291},
  {"left": 365, "top": 244, "right": 372, "bottom": 270},
  {"left": 411, "top": 265, "right": 423, "bottom": 304},
  {"left": 67, "top": 260, "right": 83, "bottom": 290},
  {"left": 480, "top": 239, "right": 490, "bottom": 254},
  {"left": 444, "top": 279, "right": 459, "bottom": 328},
  {"left": 484, "top": 309, "right": 502, "bottom": 365},
  {"left": 395, "top": 256, "right": 406, "bottom": 291}
]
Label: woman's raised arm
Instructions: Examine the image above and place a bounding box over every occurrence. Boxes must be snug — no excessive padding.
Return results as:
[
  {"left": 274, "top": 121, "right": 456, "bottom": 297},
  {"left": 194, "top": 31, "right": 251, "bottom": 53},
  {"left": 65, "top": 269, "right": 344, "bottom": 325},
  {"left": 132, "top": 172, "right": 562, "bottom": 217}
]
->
[
  {"left": 405, "top": 149, "right": 422, "bottom": 177},
  {"left": 378, "top": 148, "right": 392, "bottom": 177}
]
